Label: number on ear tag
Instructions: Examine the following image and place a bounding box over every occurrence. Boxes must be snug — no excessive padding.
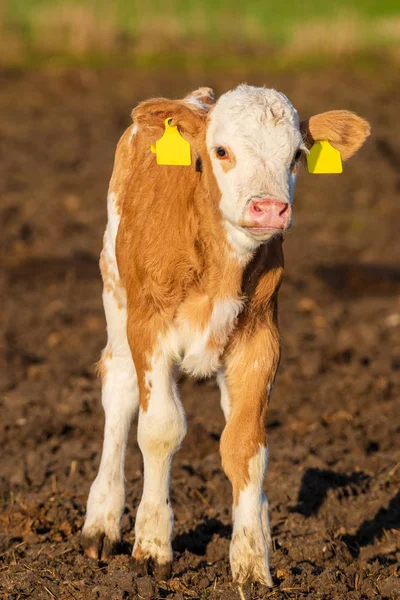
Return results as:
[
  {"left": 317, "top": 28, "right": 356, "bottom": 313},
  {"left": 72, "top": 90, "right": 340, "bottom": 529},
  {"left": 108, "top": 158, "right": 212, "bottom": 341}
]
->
[
  {"left": 307, "top": 140, "right": 342, "bottom": 174},
  {"left": 150, "top": 118, "right": 191, "bottom": 166}
]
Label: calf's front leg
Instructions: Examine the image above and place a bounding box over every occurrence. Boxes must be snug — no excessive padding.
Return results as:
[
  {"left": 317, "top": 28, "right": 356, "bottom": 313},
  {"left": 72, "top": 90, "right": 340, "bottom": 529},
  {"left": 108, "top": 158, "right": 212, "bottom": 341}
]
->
[
  {"left": 130, "top": 326, "right": 186, "bottom": 579},
  {"left": 218, "top": 370, "right": 272, "bottom": 551},
  {"left": 220, "top": 323, "right": 280, "bottom": 587}
]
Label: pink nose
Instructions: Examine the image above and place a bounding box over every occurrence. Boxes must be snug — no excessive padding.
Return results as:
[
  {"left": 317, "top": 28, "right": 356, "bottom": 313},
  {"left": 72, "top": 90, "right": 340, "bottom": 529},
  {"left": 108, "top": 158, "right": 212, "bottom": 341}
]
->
[{"left": 249, "top": 198, "right": 291, "bottom": 229}]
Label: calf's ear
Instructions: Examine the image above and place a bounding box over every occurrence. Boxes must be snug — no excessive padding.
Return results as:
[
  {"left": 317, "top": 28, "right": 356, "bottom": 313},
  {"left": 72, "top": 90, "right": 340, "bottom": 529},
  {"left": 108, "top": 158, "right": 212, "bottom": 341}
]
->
[
  {"left": 183, "top": 87, "right": 216, "bottom": 109},
  {"left": 300, "top": 110, "right": 370, "bottom": 161},
  {"left": 132, "top": 98, "right": 205, "bottom": 141}
]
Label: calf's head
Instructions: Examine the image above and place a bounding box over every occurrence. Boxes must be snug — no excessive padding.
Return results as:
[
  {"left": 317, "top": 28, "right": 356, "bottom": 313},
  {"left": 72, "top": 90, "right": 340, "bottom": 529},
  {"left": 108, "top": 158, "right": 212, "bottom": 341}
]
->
[{"left": 206, "top": 85, "right": 370, "bottom": 246}]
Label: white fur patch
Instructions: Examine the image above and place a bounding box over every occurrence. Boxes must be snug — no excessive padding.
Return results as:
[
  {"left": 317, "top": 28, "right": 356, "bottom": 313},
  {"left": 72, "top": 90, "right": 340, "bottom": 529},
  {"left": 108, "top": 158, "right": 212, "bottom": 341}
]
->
[
  {"left": 210, "top": 297, "right": 243, "bottom": 337},
  {"left": 217, "top": 370, "right": 231, "bottom": 421},
  {"left": 129, "top": 123, "right": 138, "bottom": 144},
  {"left": 185, "top": 97, "right": 209, "bottom": 110},
  {"left": 222, "top": 220, "right": 258, "bottom": 266},
  {"left": 177, "top": 297, "right": 243, "bottom": 377},
  {"left": 101, "top": 193, "right": 126, "bottom": 310},
  {"left": 230, "top": 446, "right": 273, "bottom": 586},
  {"left": 106, "top": 192, "right": 120, "bottom": 242},
  {"left": 179, "top": 323, "right": 218, "bottom": 377}
]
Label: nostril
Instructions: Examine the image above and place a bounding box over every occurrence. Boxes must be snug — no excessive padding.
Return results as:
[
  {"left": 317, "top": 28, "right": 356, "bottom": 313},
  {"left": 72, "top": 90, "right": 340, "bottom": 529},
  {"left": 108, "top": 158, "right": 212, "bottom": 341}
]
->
[
  {"left": 278, "top": 203, "right": 289, "bottom": 216},
  {"left": 253, "top": 204, "right": 262, "bottom": 213}
]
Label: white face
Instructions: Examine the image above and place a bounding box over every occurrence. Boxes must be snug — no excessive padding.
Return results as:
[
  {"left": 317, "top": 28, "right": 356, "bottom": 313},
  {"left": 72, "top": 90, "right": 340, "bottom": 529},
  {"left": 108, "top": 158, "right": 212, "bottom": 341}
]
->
[{"left": 206, "top": 85, "right": 305, "bottom": 251}]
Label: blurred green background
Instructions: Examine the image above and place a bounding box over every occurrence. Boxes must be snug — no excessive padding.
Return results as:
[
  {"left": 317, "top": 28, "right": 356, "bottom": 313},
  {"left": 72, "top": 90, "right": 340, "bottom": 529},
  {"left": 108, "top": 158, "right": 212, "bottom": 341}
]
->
[{"left": 1, "top": 0, "right": 400, "bottom": 68}]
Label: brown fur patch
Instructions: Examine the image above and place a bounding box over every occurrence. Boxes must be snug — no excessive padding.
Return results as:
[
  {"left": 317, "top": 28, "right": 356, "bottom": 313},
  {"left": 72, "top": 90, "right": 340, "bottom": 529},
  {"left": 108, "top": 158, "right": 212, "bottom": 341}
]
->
[
  {"left": 219, "top": 146, "right": 237, "bottom": 173},
  {"left": 95, "top": 358, "right": 104, "bottom": 380},
  {"left": 96, "top": 344, "right": 113, "bottom": 381},
  {"left": 300, "top": 110, "right": 370, "bottom": 161},
  {"left": 127, "top": 315, "right": 166, "bottom": 412},
  {"left": 132, "top": 545, "right": 145, "bottom": 561},
  {"left": 177, "top": 292, "right": 212, "bottom": 332}
]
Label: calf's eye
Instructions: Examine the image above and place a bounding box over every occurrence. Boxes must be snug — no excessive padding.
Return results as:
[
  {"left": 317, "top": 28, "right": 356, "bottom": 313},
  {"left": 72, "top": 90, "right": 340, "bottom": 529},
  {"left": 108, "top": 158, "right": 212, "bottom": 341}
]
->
[
  {"left": 290, "top": 148, "right": 303, "bottom": 171},
  {"left": 294, "top": 149, "right": 302, "bottom": 161},
  {"left": 216, "top": 147, "right": 228, "bottom": 159}
]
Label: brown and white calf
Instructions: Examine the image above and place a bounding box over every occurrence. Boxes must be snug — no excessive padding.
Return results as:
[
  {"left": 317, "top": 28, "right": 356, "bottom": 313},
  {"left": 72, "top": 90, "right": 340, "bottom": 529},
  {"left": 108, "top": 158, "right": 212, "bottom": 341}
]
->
[{"left": 82, "top": 85, "right": 370, "bottom": 585}]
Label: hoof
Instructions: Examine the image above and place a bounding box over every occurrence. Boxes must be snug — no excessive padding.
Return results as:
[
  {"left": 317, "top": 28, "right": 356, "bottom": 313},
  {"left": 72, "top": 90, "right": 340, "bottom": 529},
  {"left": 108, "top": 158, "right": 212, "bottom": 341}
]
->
[
  {"left": 131, "top": 557, "right": 172, "bottom": 581},
  {"left": 81, "top": 531, "right": 119, "bottom": 561},
  {"left": 153, "top": 560, "right": 172, "bottom": 582}
]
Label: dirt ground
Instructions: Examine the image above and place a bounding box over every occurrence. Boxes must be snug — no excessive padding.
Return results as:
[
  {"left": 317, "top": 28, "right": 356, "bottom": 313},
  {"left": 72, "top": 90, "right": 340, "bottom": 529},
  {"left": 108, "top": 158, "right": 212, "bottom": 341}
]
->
[{"left": 0, "top": 65, "right": 399, "bottom": 600}]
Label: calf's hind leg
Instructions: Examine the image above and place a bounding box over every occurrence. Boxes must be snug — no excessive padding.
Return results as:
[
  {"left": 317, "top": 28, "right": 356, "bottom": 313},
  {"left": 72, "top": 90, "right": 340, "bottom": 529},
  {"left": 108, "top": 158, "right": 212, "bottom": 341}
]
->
[{"left": 82, "top": 289, "right": 139, "bottom": 560}]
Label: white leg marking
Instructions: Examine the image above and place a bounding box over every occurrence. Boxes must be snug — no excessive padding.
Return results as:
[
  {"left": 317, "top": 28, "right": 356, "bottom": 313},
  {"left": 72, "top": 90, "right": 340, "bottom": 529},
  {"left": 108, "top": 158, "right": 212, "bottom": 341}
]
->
[
  {"left": 83, "top": 288, "right": 138, "bottom": 550},
  {"left": 133, "top": 339, "right": 186, "bottom": 565},
  {"left": 217, "top": 369, "right": 231, "bottom": 422},
  {"left": 230, "top": 446, "right": 273, "bottom": 587}
]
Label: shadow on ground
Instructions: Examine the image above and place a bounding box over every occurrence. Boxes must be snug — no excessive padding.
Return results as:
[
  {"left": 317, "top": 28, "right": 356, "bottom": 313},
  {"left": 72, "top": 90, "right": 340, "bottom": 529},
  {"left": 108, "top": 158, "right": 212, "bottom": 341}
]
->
[
  {"left": 292, "top": 468, "right": 370, "bottom": 517},
  {"left": 343, "top": 491, "right": 400, "bottom": 557}
]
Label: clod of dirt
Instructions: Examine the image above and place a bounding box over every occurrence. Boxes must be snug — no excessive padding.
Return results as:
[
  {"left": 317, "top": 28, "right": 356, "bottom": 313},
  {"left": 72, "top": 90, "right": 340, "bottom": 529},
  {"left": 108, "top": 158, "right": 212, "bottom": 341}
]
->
[
  {"left": 377, "top": 576, "right": 400, "bottom": 599},
  {"left": 198, "top": 575, "right": 210, "bottom": 588},
  {"left": 136, "top": 575, "right": 155, "bottom": 599}
]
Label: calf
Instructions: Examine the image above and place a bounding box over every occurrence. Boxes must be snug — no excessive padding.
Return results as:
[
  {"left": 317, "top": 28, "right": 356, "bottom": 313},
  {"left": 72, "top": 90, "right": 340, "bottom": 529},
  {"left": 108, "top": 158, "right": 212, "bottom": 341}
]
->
[{"left": 82, "top": 85, "right": 369, "bottom": 585}]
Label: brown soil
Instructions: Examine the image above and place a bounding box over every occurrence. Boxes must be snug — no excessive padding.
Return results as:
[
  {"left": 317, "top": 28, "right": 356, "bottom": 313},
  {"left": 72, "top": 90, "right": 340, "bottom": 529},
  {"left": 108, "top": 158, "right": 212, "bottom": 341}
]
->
[{"left": 0, "top": 66, "right": 399, "bottom": 600}]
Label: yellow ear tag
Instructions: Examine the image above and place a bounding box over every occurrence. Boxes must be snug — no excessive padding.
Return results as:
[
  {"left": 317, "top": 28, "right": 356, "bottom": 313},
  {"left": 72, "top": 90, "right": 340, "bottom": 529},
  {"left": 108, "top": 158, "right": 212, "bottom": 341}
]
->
[
  {"left": 150, "top": 118, "right": 191, "bottom": 166},
  {"left": 307, "top": 140, "right": 343, "bottom": 174}
]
